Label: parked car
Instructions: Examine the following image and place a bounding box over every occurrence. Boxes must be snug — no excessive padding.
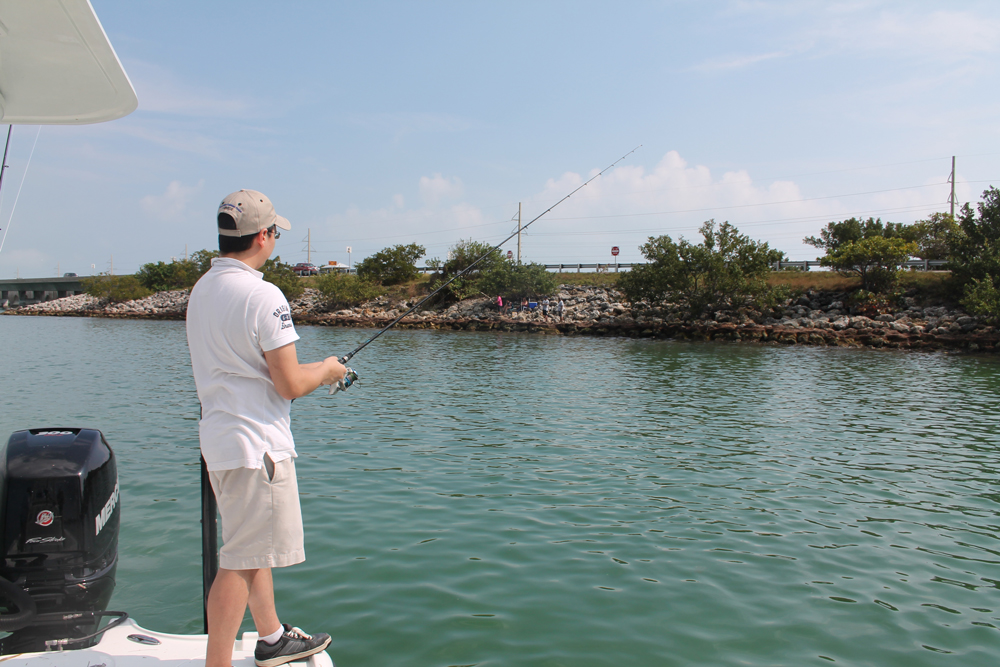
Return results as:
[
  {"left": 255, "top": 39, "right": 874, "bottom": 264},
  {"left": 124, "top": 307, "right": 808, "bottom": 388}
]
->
[
  {"left": 292, "top": 263, "right": 319, "bottom": 276},
  {"left": 63, "top": 272, "right": 78, "bottom": 277}
]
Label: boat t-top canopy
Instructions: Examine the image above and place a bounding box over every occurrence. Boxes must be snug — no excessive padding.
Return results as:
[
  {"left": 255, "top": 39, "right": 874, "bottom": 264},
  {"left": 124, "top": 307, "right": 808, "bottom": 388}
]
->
[{"left": 0, "top": 0, "right": 137, "bottom": 125}]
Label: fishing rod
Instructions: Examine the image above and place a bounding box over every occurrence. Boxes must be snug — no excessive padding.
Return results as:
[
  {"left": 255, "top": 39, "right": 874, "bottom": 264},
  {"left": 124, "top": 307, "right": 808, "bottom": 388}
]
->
[{"left": 329, "top": 145, "right": 642, "bottom": 395}]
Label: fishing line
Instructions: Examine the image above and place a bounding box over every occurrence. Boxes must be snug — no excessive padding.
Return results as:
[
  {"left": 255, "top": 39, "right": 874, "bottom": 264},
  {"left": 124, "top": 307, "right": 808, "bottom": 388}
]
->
[
  {"left": 0, "top": 126, "right": 41, "bottom": 257},
  {"left": 329, "top": 146, "right": 642, "bottom": 391},
  {"left": 0, "top": 126, "right": 12, "bottom": 250}
]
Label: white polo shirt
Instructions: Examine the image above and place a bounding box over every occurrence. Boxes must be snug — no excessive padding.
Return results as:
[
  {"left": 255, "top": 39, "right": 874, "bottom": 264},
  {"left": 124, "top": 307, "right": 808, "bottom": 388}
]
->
[{"left": 186, "top": 257, "right": 301, "bottom": 471}]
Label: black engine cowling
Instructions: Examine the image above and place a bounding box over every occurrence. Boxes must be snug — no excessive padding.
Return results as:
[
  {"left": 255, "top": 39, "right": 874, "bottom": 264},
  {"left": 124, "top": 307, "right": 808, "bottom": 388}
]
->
[{"left": 0, "top": 428, "right": 119, "bottom": 653}]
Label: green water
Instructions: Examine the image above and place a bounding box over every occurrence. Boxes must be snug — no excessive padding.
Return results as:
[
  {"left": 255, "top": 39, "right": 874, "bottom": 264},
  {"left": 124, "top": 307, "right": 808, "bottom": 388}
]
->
[{"left": 2, "top": 315, "right": 999, "bottom": 666}]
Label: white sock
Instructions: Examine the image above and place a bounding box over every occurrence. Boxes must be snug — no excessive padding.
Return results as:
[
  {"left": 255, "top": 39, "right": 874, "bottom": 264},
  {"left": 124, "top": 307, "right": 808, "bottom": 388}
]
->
[{"left": 261, "top": 626, "right": 285, "bottom": 645}]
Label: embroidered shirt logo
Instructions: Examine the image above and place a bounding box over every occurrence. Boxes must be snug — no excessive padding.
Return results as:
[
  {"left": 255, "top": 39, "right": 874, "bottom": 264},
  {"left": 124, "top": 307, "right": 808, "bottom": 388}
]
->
[{"left": 273, "top": 304, "right": 293, "bottom": 330}]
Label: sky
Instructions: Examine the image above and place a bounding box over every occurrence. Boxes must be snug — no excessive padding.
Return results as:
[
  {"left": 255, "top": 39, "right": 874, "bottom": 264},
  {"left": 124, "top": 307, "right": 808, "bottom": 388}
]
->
[{"left": 0, "top": 0, "right": 998, "bottom": 278}]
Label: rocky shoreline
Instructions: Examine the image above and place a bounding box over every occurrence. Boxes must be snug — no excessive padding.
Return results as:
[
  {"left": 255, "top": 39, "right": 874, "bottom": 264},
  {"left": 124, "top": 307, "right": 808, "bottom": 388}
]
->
[{"left": 5, "top": 285, "right": 996, "bottom": 353}]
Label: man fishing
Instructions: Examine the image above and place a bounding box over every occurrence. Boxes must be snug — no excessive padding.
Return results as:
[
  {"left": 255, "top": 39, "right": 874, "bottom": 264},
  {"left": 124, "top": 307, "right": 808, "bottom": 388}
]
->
[{"left": 186, "top": 189, "right": 346, "bottom": 667}]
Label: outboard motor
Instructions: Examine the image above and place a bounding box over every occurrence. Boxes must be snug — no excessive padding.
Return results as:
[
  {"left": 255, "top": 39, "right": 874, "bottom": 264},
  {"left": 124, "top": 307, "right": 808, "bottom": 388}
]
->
[{"left": 0, "top": 428, "right": 120, "bottom": 654}]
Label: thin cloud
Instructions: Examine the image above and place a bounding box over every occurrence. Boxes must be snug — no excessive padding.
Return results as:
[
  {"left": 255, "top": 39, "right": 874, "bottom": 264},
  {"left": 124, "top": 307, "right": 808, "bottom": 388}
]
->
[
  {"left": 699, "top": 4, "right": 1000, "bottom": 73},
  {"left": 823, "top": 9, "right": 1000, "bottom": 60},
  {"left": 346, "top": 111, "right": 478, "bottom": 139},
  {"left": 127, "top": 60, "right": 254, "bottom": 118},
  {"left": 691, "top": 50, "right": 791, "bottom": 72},
  {"left": 141, "top": 180, "right": 206, "bottom": 223},
  {"left": 115, "top": 124, "right": 227, "bottom": 159},
  {"left": 512, "top": 150, "right": 950, "bottom": 261},
  {"left": 419, "top": 173, "right": 464, "bottom": 206}
]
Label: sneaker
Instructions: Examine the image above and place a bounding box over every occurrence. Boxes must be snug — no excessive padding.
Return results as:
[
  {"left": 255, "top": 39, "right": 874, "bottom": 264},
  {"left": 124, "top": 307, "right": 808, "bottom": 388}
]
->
[{"left": 254, "top": 624, "right": 332, "bottom": 667}]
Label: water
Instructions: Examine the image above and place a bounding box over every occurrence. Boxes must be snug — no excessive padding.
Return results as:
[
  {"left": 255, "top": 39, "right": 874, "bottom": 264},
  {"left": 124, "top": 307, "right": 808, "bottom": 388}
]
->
[{"left": 1, "top": 315, "right": 999, "bottom": 666}]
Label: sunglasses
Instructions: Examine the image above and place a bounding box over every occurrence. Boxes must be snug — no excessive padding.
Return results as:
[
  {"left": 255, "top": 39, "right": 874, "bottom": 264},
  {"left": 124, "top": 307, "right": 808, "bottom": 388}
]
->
[{"left": 268, "top": 225, "right": 281, "bottom": 240}]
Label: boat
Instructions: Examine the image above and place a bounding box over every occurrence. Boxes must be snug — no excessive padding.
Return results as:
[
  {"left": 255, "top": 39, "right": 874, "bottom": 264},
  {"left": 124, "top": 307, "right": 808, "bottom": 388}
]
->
[{"left": 0, "top": 3, "right": 332, "bottom": 665}]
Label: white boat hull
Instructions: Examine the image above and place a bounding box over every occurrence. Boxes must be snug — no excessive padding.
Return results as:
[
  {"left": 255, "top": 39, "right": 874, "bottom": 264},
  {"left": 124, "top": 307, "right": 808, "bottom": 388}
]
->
[{"left": 1, "top": 618, "right": 335, "bottom": 667}]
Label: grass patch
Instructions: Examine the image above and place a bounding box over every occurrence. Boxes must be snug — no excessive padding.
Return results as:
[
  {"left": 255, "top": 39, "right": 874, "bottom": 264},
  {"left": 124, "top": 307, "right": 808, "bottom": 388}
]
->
[
  {"left": 898, "top": 270, "right": 954, "bottom": 303},
  {"left": 768, "top": 270, "right": 952, "bottom": 294},
  {"left": 302, "top": 269, "right": 956, "bottom": 306},
  {"left": 551, "top": 271, "right": 621, "bottom": 287},
  {"left": 768, "top": 271, "right": 860, "bottom": 292},
  {"left": 299, "top": 274, "right": 433, "bottom": 293}
]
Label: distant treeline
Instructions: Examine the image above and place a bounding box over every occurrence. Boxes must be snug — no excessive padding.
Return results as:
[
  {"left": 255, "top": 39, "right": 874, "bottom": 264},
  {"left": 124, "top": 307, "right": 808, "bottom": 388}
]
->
[
  {"left": 617, "top": 186, "right": 1000, "bottom": 321},
  {"left": 82, "top": 186, "right": 1000, "bottom": 322}
]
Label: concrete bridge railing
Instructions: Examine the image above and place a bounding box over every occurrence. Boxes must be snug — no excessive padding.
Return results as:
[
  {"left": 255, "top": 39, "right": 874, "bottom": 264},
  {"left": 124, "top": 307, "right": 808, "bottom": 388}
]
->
[{"left": 0, "top": 276, "right": 85, "bottom": 307}]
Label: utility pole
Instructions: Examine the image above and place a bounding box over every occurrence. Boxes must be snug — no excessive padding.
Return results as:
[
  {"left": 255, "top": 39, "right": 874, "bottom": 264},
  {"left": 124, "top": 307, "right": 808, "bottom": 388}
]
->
[
  {"left": 948, "top": 156, "right": 957, "bottom": 218},
  {"left": 517, "top": 202, "right": 522, "bottom": 264},
  {"left": 302, "top": 229, "right": 315, "bottom": 264},
  {"left": 184, "top": 244, "right": 188, "bottom": 261},
  {"left": 347, "top": 246, "right": 352, "bottom": 271}
]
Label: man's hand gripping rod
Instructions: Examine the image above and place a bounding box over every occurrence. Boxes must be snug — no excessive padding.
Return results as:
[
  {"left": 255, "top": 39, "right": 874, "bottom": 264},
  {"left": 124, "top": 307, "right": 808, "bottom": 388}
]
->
[{"left": 329, "top": 146, "right": 642, "bottom": 395}]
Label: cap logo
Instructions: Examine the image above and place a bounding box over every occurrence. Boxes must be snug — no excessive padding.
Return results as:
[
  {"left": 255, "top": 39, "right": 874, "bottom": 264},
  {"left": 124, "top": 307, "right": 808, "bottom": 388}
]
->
[
  {"left": 219, "top": 203, "right": 243, "bottom": 213},
  {"left": 36, "top": 510, "right": 54, "bottom": 527}
]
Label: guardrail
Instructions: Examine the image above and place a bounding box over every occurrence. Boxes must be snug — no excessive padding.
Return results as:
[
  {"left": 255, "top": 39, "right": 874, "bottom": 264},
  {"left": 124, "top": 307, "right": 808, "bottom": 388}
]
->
[
  {"left": 771, "top": 259, "right": 949, "bottom": 271},
  {"left": 416, "top": 260, "right": 950, "bottom": 274}
]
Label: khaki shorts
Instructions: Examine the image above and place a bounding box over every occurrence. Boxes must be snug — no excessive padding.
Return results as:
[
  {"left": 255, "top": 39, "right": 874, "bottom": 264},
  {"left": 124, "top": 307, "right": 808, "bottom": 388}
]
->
[{"left": 209, "top": 454, "right": 305, "bottom": 570}]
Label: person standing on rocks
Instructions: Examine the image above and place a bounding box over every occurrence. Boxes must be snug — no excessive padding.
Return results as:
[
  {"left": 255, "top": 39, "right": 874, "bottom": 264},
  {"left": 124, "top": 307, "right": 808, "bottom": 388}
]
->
[
  {"left": 186, "top": 189, "right": 346, "bottom": 667},
  {"left": 557, "top": 298, "right": 565, "bottom": 322},
  {"left": 542, "top": 298, "right": 550, "bottom": 319}
]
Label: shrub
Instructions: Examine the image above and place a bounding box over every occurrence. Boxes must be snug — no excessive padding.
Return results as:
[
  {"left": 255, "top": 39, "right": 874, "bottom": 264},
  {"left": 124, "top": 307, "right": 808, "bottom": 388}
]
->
[
  {"left": 960, "top": 275, "right": 1000, "bottom": 323},
  {"left": 803, "top": 217, "right": 917, "bottom": 253},
  {"left": 136, "top": 259, "right": 199, "bottom": 292},
  {"left": 261, "top": 256, "right": 304, "bottom": 301},
  {"left": 136, "top": 250, "right": 219, "bottom": 292},
  {"left": 427, "top": 239, "right": 504, "bottom": 302},
  {"left": 948, "top": 187, "right": 1000, "bottom": 298},
  {"left": 618, "top": 220, "right": 785, "bottom": 315},
  {"left": 803, "top": 215, "right": 923, "bottom": 294},
  {"left": 820, "top": 236, "right": 916, "bottom": 293},
  {"left": 356, "top": 243, "right": 426, "bottom": 285},
  {"left": 82, "top": 273, "right": 151, "bottom": 304},
  {"left": 945, "top": 187, "right": 1000, "bottom": 320},
  {"left": 846, "top": 289, "right": 898, "bottom": 318},
  {"left": 191, "top": 249, "right": 219, "bottom": 276},
  {"left": 315, "top": 272, "right": 383, "bottom": 309},
  {"left": 909, "top": 212, "right": 957, "bottom": 261},
  {"left": 476, "top": 260, "right": 557, "bottom": 301}
]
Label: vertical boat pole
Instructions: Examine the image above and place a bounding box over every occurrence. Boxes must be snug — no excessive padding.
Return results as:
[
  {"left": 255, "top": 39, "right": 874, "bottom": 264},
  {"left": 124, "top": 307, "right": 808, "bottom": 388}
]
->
[
  {"left": 200, "top": 456, "right": 219, "bottom": 634},
  {"left": 0, "top": 126, "right": 12, "bottom": 198}
]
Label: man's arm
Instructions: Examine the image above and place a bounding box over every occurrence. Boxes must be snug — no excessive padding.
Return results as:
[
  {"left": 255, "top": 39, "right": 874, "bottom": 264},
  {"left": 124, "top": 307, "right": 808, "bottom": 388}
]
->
[{"left": 263, "top": 343, "right": 346, "bottom": 400}]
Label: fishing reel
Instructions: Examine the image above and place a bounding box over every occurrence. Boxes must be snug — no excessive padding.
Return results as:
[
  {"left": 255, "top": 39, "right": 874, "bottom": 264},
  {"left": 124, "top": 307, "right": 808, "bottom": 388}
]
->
[{"left": 329, "top": 367, "right": 359, "bottom": 395}]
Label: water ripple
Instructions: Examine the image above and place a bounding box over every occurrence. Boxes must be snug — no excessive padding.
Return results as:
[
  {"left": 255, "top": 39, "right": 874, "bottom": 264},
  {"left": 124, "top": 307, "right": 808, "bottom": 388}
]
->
[{"left": 2, "top": 318, "right": 1000, "bottom": 665}]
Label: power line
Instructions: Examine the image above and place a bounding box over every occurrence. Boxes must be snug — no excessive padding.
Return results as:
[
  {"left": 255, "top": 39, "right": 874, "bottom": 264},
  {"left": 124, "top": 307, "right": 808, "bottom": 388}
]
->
[
  {"left": 539, "top": 182, "right": 949, "bottom": 222},
  {"left": 525, "top": 202, "right": 948, "bottom": 238}
]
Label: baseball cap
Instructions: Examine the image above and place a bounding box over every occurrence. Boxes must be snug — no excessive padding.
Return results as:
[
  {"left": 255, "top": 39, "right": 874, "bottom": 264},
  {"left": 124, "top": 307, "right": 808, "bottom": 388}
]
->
[{"left": 217, "top": 189, "right": 292, "bottom": 237}]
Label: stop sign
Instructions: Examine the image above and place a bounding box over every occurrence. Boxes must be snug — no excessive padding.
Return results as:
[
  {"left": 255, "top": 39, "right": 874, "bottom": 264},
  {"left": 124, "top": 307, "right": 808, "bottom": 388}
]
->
[
  {"left": 507, "top": 250, "right": 513, "bottom": 259},
  {"left": 611, "top": 246, "right": 619, "bottom": 256}
]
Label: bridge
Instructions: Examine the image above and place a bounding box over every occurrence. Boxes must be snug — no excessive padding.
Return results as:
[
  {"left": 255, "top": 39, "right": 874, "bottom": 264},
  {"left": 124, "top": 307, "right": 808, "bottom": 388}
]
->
[
  {"left": 417, "top": 259, "right": 949, "bottom": 274},
  {"left": 0, "top": 276, "right": 85, "bottom": 307}
]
